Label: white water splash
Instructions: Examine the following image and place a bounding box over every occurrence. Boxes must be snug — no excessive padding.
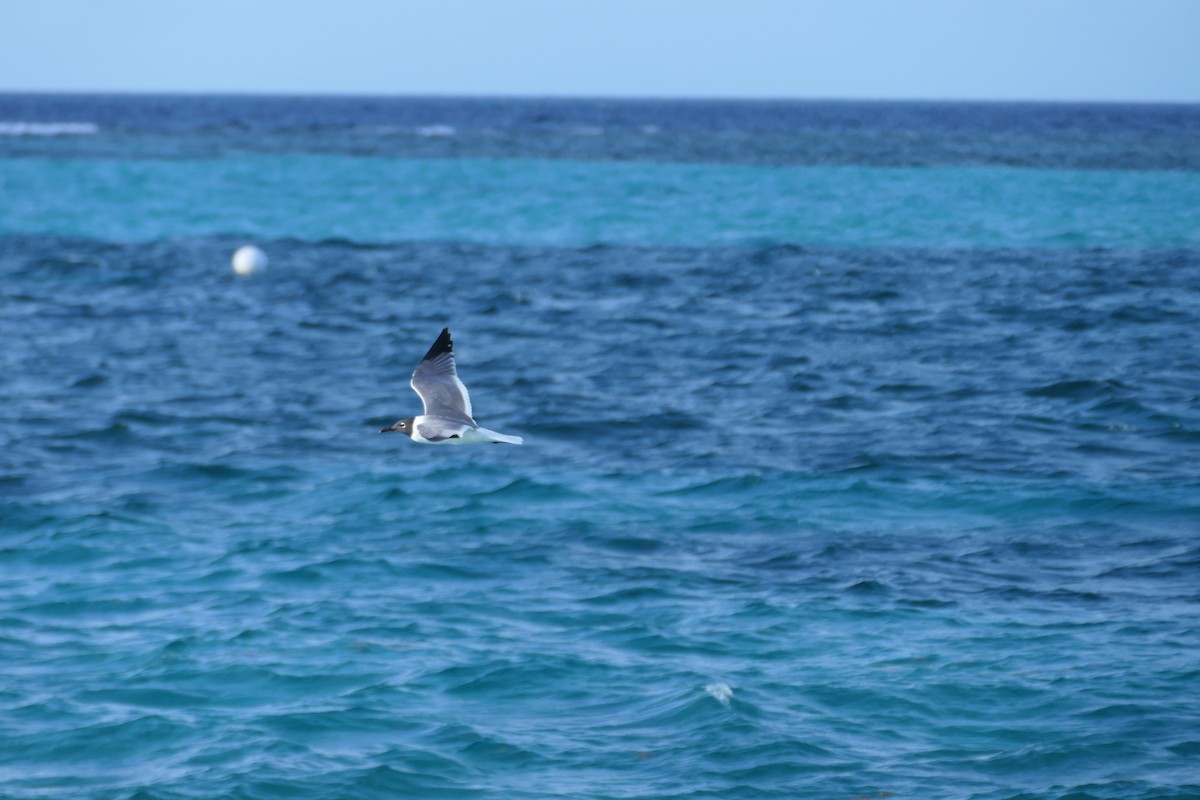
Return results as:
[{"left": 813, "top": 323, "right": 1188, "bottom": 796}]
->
[
  {"left": 705, "top": 682, "right": 733, "bottom": 706},
  {"left": 0, "top": 121, "right": 99, "bottom": 136}
]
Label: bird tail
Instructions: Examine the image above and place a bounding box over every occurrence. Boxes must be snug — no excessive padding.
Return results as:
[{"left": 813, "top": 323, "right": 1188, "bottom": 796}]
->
[{"left": 478, "top": 428, "right": 524, "bottom": 445}]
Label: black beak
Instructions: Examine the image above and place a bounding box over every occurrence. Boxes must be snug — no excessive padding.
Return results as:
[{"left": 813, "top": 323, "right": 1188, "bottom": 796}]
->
[{"left": 379, "top": 426, "right": 393, "bottom": 433}]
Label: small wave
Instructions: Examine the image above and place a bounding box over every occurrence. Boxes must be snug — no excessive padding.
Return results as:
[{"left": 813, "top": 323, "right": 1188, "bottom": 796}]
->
[
  {"left": 70, "top": 373, "right": 108, "bottom": 389},
  {"left": 586, "top": 534, "right": 665, "bottom": 554},
  {"left": 602, "top": 683, "right": 739, "bottom": 733},
  {"left": 1026, "top": 378, "right": 1125, "bottom": 400},
  {"left": 705, "top": 682, "right": 733, "bottom": 706},
  {"left": 0, "top": 121, "right": 99, "bottom": 136},
  {"left": 657, "top": 474, "right": 764, "bottom": 496},
  {"left": 428, "top": 722, "right": 545, "bottom": 768},
  {"left": 77, "top": 686, "right": 206, "bottom": 710},
  {"left": 54, "top": 422, "right": 133, "bottom": 441},
  {"left": 846, "top": 579, "right": 890, "bottom": 594},
  {"left": 581, "top": 585, "right": 673, "bottom": 605},
  {"left": 468, "top": 477, "right": 582, "bottom": 501},
  {"left": 415, "top": 124, "right": 456, "bottom": 138}
]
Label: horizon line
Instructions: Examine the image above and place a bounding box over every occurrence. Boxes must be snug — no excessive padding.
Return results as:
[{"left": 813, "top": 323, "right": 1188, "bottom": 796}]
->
[{"left": 2, "top": 88, "right": 1198, "bottom": 107}]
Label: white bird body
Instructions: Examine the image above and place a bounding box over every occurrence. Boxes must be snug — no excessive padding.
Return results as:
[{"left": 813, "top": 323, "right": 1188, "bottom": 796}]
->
[
  {"left": 380, "top": 328, "right": 523, "bottom": 446},
  {"left": 405, "top": 417, "right": 524, "bottom": 445}
]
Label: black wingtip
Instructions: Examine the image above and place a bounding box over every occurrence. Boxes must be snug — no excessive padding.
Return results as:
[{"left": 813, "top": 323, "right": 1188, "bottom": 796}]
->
[{"left": 421, "top": 327, "right": 453, "bottom": 362}]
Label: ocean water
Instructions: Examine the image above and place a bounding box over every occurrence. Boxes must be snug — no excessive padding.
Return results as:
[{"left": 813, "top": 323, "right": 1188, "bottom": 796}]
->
[{"left": 1, "top": 95, "right": 1199, "bottom": 800}]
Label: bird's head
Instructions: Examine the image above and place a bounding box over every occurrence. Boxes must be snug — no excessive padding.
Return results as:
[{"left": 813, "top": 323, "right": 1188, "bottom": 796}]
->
[{"left": 380, "top": 417, "right": 415, "bottom": 437}]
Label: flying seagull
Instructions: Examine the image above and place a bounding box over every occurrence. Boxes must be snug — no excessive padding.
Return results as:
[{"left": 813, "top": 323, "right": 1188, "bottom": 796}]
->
[{"left": 380, "top": 328, "right": 523, "bottom": 445}]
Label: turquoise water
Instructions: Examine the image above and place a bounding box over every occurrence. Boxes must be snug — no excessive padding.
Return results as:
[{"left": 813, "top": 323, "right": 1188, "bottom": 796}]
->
[
  {"left": 1, "top": 96, "right": 1199, "bottom": 799},
  {"left": 4, "top": 156, "right": 1200, "bottom": 248}
]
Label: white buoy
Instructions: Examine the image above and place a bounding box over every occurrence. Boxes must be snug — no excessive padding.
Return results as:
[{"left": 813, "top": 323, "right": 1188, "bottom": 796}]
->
[{"left": 231, "top": 245, "right": 268, "bottom": 276}]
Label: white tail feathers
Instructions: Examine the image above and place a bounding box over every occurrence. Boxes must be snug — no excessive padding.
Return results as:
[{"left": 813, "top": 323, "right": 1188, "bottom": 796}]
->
[{"left": 478, "top": 428, "right": 524, "bottom": 445}]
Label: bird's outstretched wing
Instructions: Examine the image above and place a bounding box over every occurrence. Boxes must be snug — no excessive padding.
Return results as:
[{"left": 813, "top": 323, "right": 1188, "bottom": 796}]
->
[{"left": 410, "top": 328, "right": 476, "bottom": 424}]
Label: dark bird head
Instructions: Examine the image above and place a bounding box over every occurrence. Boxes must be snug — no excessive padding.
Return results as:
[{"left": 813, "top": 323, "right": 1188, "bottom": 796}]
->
[{"left": 380, "top": 417, "right": 415, "bottom": 437}]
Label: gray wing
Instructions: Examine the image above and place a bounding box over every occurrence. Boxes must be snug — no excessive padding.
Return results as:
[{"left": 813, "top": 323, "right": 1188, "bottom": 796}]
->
[{"left": 411, "top": 328, "right": 476, "bottom": 425}]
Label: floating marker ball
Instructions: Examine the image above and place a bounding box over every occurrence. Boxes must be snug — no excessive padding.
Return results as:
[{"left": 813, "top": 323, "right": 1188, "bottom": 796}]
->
[{"left": 231, "top": 245, "right": 268, "bottom": 276}]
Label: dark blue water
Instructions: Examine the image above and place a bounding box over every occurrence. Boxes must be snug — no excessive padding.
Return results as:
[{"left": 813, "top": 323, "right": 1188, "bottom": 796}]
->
[{"left": 2, "top": 95, "right": 1199, "bottom": 799}]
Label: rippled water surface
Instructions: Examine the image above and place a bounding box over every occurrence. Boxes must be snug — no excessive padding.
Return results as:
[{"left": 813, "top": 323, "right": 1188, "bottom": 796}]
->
[{"left": 1, "top": 95, "right": 1199, "bottom": 800}]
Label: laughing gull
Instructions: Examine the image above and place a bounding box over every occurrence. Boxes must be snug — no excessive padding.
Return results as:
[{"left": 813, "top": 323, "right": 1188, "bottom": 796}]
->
[{"left": 380, "top": 328, "right": 524, "bottom": 445}]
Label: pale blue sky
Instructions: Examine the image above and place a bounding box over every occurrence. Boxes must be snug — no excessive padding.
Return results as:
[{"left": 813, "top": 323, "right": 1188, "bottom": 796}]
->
[{"left": 2, "top": 0, "right": 1198, "bottom": 102}]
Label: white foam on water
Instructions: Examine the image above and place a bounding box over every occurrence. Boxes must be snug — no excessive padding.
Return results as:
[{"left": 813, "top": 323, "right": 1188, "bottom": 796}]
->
[
  {"left": 705, "top": 682, "right": 733, "bottom": 706},
  {"left": 0, "top": 121, "right": 99, "bottom": 136}
]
